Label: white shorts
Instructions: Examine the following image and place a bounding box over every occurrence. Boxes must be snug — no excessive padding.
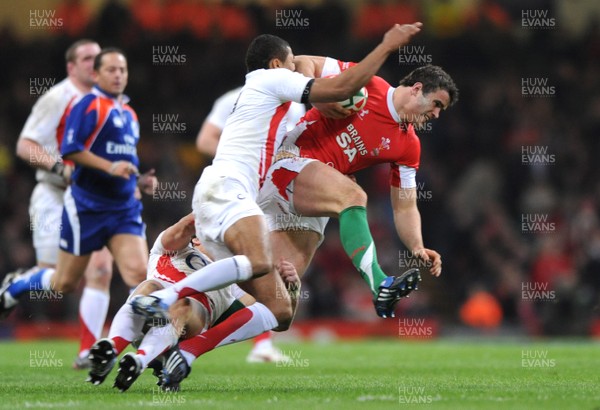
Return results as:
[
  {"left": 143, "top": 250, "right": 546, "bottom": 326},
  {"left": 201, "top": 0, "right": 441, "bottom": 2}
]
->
[
  {"left": 193, "top": 165, "right": 263, "bottom": 260},
  {"left": 257, "top": 157, "right": 329, "bottom": 243},
  {"left": 29, "top": 182, "right": 65, "bottom": 265}
]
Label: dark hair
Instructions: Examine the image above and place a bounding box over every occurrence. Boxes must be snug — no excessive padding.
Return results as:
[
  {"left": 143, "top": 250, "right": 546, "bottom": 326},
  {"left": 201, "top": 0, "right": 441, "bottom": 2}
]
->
[
  {"left": 65, "top": 39, "right": 98, "bottom": 63},
  {"left": 93, "top": 47, "right": 126, "bottom": 71},
  {"left": 399, "top": 65, "right": 459, "bottom": 106},
  {"left": 245, "top": 34, "right": 291, "bottom": 72}
]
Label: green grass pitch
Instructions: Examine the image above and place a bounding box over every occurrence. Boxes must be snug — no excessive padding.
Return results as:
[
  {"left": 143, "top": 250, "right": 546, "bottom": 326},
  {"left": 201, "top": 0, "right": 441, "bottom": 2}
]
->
[{"left": 0, "top": 339, "right": 598, "bottom": 409}]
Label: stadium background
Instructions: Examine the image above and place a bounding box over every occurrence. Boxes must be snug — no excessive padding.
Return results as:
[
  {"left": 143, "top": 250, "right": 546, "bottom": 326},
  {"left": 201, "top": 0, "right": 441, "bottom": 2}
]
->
[{"left": 0, "top": 0, "right": 598, "bottom": 340}]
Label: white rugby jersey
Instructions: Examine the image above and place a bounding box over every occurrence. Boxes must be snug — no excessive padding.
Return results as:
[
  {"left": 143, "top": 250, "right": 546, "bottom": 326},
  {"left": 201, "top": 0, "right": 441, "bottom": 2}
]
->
[
  {"left": 19, "top": 78, "right": 84, "bottom": 188},
  {"left": 206, "top": 86, "right": 306, "bottom": 134},
  {"left": 212, "top": 68, "right": 312, "bottom": 191},
  {"left": 148, "top": 232, "right": 213, "bottom": 285},
  {"left": 147, "top": 232, "right": 235, "bottom": 325}
]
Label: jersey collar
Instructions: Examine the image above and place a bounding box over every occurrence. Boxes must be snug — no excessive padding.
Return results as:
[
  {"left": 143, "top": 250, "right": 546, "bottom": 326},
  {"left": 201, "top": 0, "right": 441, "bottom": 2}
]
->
[
  {"left": 92, "top": 85, "right": 130, "bottom": 104},
  {"left": 387, "top": 87, "right": 401, "bottom": 123}
]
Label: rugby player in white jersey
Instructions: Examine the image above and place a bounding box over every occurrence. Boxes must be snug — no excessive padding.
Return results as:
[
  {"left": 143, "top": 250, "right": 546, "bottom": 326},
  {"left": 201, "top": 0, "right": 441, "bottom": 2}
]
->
[
  {"left": 196, "top": 86, "right": 306, "bottom": 363},
  {"left": 87, "top": 213, "right": 299, "bottom": 392},
  {"left": 133, "top": 23, "right": 423, "bottom": 346}
]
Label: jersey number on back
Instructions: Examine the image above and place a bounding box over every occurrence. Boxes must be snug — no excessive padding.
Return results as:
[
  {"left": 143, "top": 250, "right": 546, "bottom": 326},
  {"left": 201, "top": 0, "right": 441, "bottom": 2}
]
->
[{"left": 336, "top": 132, "right": 357, "bottom": 163}]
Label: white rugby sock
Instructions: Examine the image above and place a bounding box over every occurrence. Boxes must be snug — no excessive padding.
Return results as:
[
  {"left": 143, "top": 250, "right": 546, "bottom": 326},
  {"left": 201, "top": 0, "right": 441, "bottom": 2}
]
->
[
  {"left": 136, "top": 325, "right": 178, "bottom": 369},
  {"left": 108, "top": 303, "right": 145, "bottom": 354},
  {"left": 78, "top": 287, "right": 110, "bottom": 357},
  {"left": 152, "top": 255, "right": 253, "bottom": 306},
  {"left": 178, "top": 302, "right": 277, "bottom": 361}
]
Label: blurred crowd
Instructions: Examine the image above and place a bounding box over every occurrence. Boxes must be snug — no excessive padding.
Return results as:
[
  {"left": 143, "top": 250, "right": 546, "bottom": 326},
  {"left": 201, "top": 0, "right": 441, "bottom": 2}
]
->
[{"left": 0, "top": 0, "right": 599, "bottom": 336}]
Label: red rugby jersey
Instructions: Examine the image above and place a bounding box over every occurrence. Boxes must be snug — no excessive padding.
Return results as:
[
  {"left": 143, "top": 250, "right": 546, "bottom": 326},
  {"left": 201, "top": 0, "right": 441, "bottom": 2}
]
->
[{"left": 291, "top": 60, "right": 420, "bottom": 188}]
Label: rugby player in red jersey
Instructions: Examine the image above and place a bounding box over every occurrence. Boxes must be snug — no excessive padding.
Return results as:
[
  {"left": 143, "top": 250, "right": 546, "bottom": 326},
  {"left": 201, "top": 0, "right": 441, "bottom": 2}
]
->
[{"left": 258, "top": 60, "right": 459, "bottom": 317}]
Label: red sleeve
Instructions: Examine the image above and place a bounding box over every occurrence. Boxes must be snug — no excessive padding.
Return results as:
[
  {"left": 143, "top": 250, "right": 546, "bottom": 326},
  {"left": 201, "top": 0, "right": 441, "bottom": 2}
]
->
[
  {"left": 337, "top": 60, "right": 357, "bottom": 72},
  {"left": 389, "top": 125, "right": 421, "bottom": 188}
]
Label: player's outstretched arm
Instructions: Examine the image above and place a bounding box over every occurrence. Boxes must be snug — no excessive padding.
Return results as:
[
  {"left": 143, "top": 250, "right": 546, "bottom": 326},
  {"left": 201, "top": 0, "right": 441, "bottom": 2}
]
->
[
  {"left": 390, "top": 186, "right": 442, "bottom": 277},
  {"left": 161, "top": 213, "right": 196, "bottom": 252},
  {"left": 308, "top": 23, "right": 422, "bottom": 103},
  {"left": 293, "top": 55, "right": 352, "bottom": 118}
]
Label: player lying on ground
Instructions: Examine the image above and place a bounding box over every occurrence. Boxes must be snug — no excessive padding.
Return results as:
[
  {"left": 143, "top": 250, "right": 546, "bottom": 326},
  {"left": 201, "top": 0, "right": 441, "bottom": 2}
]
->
[{"left": 87, "top": 213, "right": 299, "bottom": 392}]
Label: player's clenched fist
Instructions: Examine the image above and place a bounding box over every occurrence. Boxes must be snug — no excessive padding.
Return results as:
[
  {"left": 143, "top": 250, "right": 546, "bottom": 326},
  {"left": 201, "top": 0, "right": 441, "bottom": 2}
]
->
[
  {"left": 277, "top": 258, "right": 301, "bottom": 293},
  {"left": 382, "top": 23, "right": 423, "bottom": 52}
]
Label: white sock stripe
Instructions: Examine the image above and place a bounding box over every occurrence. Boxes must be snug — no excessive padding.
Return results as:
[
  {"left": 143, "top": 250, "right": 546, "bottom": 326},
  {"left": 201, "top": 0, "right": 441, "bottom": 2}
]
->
[
  {"left": 63, "top": 188, "right": 81, "bottom": 256},
  {"left": 164, "top": 352, "right": 183, "bottom": 372},
  {"left": 359, "top": 243, "right": 375, "bottom": 289},
  {"left": 232, "top": 255, "right": 253, "bottom": 282}
]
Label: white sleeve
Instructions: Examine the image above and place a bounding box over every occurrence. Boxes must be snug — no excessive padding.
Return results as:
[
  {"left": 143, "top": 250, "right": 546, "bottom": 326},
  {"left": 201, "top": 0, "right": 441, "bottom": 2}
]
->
[
  {"left": 205, "top": 87, "right": 242, "bottom": 130},
  {"left": 19, "top": 87, "right": 67, "bottom": 153},
  {"left": 399, "top": 165, "right": 417, "bottom": 189},
  {"left": 266, "top": 69, "right": 312, "bottom": 103},
  {"left": 285, "top": 102, "right": 306, "bottom": 132},
  {"left": 321, "top": 57, "right": 342, "bottom": 77}
]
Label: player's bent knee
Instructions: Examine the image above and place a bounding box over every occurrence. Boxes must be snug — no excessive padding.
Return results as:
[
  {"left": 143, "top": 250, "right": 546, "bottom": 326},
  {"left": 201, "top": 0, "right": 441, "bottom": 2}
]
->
[
  {"left": 84, "top": 265, "right": 112, "bottom": 289},
  {"left": 84, "top": 263, "right": 111, "bottom": 280},
  {"left": 346, "top": 185, "right": 368, "bottom": 207}
]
